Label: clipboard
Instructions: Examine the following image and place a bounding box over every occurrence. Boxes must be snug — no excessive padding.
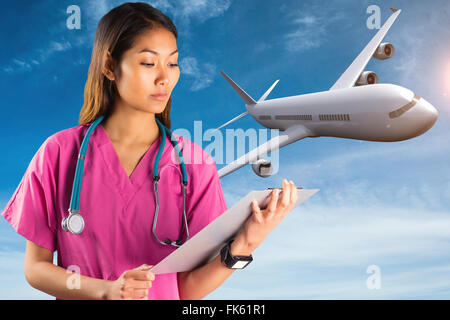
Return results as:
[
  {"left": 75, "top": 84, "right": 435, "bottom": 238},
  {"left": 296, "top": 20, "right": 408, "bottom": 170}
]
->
[{"left": 151, "top": 187, "right": 319, "bottom": 274}]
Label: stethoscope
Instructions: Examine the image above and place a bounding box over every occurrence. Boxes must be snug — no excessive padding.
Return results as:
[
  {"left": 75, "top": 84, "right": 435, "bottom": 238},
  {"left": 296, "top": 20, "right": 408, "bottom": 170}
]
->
[{"left": 61, "top": 115, "right": 190, "bottom": 247}]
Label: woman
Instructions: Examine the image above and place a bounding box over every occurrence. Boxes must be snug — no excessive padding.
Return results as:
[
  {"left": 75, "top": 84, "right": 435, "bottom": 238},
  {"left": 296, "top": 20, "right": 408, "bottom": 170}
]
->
[{"left": 1, "top": 2, "right": 298, "bottom": 300}]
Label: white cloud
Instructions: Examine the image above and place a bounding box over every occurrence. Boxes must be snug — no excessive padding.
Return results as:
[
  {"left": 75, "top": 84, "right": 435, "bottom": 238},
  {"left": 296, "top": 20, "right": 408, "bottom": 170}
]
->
[
  {"left": 180, "top": 57, "right": 217, "bottom": 91},
  {"left": 254, "top": 42, "right": 272, "bottom": 53},
  {"left": 2, "top": 40, "right": 73, "bottom": 74},
  {"left": 260, "top": 204, "right": 450, "bottom": 266},
  {"left": 281, "top": 5, "right": 345, "bottom": 53},
  {"left": 3, "top": 59, "right": 32, "bottom": 73},
  {"left": 209, "top": 262, "right": 450, "bottom": 299},
  {"left": 278, "top": 129, "right": 450, "bottom": 191},
  {"left": 84, "top": 0, "right": 110, "bottom": 23},
  {"left": 2, "top": 0, "right": 229, "bottom": 91},
  {"left": 283, "top": 14, "right": 327, "bottom": 53},
  {"left": 293, "top": 15, "right": 318, "bottom": 25},
  {"left": 206, "top": 200, "right": 450, "bottom": 299},
  {"left": 84, "top": 0, "right": 233, "bottom": 31},
  {"left": 174, "top": 0, "right": 232, "bottom": 24}
]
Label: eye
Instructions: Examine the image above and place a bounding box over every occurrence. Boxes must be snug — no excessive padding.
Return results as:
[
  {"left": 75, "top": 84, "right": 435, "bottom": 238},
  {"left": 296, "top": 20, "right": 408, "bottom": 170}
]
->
[{"left": 140, "top": 63, "right": 179, "bottom": 67}]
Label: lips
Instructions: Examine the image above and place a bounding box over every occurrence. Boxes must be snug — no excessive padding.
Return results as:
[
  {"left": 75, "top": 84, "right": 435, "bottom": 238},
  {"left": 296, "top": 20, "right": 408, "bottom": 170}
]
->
[
  {"left": 151, "top": 93, "right": 168, "bottom": 97},
  {"left": 150, "top": 93, "right": 168, "bottom": 100}
]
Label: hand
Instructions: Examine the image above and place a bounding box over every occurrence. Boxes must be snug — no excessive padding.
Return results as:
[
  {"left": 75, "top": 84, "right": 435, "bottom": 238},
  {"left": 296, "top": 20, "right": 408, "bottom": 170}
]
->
[
  {"left": 105, "top": 264, "right": 155, "bottom": 300},
  {"left": 241, "top": 179, "right": 298, "bottom": 250}
]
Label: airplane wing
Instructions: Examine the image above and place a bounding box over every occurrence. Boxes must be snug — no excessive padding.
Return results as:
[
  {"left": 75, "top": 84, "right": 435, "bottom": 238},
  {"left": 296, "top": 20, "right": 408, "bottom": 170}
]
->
[
  {"left": 218, "top": 124, "right": 311, "bottom": 178},
  {"left": 329, "top": 8, "right": 401, "bottom": 90}
]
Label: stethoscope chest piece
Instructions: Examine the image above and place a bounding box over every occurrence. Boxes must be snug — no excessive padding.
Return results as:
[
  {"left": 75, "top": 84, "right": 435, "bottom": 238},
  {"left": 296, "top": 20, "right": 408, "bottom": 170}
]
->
[{"left": 62, "top": 210, "right": 85, "bottom": 235}]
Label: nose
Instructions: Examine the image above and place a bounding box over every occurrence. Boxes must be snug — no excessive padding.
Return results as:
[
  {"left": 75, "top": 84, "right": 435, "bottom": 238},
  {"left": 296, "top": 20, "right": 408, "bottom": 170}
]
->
[
  {"left": 156, "top": 74, "right": 169, "bottom": 86},
  {"left": 418, "top": 97, "right": 438, "bottom": 129},
  {"left": 155, "top": 66, "right": 170, "bottom": 85}
]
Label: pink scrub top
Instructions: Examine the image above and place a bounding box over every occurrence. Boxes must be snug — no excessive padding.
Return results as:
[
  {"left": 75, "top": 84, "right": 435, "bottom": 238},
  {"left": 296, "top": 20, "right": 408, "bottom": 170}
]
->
[{"left": 1, "top": 122, "right": 228, "bottom": 300}]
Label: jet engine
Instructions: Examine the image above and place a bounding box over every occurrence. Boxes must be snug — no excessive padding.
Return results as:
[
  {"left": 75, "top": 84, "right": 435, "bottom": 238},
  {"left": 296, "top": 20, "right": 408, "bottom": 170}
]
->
[
  {"left": 355, "top": 71, "right": 379, "bottom": 86},
  {"left": 251, "top": 158, "right": 273, "bottom": 178},
  {"left": 372, "top": 42, "right": 395, "bottom": 60}
]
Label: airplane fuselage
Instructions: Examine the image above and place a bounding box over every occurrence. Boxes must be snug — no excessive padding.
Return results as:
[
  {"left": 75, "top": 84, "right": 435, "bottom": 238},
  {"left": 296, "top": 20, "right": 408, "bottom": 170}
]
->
[{"left": 249, "top": 83, "right": 438, "bottom": 142}]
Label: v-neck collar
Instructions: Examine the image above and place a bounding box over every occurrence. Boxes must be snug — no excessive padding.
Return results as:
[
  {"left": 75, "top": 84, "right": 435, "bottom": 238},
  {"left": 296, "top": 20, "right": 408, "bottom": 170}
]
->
[{"left": 93, "top": 123, "right": 165, "bottom": 197}]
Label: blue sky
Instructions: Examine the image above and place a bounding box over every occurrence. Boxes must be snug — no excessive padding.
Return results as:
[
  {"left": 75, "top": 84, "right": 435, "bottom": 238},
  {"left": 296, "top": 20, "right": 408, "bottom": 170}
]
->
[{"left": 1, "top": 0, "right": 450, "bottom": 299}]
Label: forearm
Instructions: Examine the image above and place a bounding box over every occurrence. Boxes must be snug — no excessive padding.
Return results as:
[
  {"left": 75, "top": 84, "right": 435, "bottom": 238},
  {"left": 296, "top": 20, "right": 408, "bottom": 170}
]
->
[
  {"left": 177, "top": 232, "right": 255, "bottom": 300},
  {"left": 25, "top": 261, "right": 110, "bottom": 300}
]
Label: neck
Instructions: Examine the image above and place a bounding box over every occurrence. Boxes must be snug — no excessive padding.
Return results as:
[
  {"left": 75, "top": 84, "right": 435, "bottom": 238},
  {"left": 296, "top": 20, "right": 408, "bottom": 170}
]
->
[{"left": 101, "top": 99, "right": 161, "bottom": 147}]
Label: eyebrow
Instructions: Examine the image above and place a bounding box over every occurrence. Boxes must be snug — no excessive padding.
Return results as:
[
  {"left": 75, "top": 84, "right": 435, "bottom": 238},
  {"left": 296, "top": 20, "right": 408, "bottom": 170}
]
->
[{"left": 139, "top": 48, "right": 178, "bottom": 56}]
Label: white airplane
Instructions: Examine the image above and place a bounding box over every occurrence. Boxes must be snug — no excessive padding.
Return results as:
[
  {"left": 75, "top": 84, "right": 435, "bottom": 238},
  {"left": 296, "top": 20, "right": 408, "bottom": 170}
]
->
[{"left": 215, "top": 8, "right": 438, "bottom": 178}]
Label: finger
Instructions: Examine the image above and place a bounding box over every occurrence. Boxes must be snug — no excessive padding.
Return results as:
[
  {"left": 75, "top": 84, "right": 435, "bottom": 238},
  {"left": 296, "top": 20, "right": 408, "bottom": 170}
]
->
[
  {"left": 131, "top": 288, "right": 149, "bottom": 300},
  {"left": 123, "top": 278, "right": 153, "bottom": 290},
  {"left": 137, "top": 293, "right": 149, "bottom": 300},
  {"left": 289, "top": 180, "right": 298, "bottom": 206},
  {"left": 280, "top": 179, "right": 291, "bottom": 210},
  {"left": 267, "top": 188, "right": 280, "bottom": 218},
  {"left": 121, "top": 287, "right": 149, "bottom": 300},
  {"left": 136, "top": 264, "right": 153, "bottom": 271},
  {"left": 251, "top": 200, "right": 263, "bottom": 223},
  {"left": 125, "top": 269, "right": 155, "bottom": 281},
  {"left": 120, "top": 288, "right": 133, "bottom": 300}
]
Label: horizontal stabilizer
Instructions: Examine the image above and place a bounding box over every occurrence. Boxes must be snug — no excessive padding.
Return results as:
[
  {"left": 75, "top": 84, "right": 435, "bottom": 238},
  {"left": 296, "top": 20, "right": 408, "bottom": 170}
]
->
[
  {"left": 211, "top": 111, "right": 248, "bottom": 133},
  {"left": 258, "top": 79, "right": 279, "bottom": 102}
]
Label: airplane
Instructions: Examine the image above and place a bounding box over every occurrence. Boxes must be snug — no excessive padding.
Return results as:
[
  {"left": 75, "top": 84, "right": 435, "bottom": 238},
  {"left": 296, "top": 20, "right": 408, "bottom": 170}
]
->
[{"left": 215, "top": 8, "right": 438, "bottom": 179}]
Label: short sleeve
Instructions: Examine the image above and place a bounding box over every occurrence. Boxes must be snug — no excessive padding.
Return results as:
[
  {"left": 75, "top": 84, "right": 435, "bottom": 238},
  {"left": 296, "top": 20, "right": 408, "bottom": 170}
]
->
[
  {"left": 1, "top": 137, "right": 59, "bottom": 252},
  {"left": 185, "top": 151, "right": 228, "bottom": 239}
]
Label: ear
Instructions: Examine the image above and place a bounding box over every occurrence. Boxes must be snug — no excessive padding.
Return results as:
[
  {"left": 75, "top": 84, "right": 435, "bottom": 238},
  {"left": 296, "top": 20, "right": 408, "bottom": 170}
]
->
[{"left": 102, "top": 51, "right": 116, "bottom": 81}]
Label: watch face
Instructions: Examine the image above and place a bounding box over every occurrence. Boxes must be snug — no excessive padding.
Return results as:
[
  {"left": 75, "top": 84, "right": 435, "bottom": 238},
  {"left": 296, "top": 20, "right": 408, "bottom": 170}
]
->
[{"left": 231, "top": 260, "right": 250, "bottom": 269}]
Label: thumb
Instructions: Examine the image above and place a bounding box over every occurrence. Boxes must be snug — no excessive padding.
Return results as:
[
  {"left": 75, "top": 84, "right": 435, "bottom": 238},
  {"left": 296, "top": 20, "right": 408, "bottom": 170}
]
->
[
  {"left": 136, "top": 264, "right": 153, "bottom": 270},
  {"left": 252, "top": 200, "right": 263, "bottom": 222}
]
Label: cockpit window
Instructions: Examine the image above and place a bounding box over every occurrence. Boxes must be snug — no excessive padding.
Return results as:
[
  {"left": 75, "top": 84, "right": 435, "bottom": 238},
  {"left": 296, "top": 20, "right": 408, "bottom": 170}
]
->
[{"left": 389, "top": 93, "right": 421, "bottom": 119}]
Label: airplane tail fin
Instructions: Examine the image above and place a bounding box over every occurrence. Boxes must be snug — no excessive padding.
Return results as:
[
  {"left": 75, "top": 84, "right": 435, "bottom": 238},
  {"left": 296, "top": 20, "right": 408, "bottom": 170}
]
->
[
  {"left": 219, "top": 70, "right": 257, "bottom": 106},
  {"left": 212, "top": 70, "right": 279, "bottom": 132}
]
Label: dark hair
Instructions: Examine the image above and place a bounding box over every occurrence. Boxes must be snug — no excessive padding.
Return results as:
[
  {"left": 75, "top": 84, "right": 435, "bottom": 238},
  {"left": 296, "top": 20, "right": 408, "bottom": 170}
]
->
[{"left": 79, "top": 2, "right": 178, "bottom": 128}]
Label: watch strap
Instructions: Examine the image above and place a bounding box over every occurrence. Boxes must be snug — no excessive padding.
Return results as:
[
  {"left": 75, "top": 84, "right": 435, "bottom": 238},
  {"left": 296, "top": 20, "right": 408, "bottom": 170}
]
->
[{"left": 220, "top": 239, "right": 253, "bottom": 269}]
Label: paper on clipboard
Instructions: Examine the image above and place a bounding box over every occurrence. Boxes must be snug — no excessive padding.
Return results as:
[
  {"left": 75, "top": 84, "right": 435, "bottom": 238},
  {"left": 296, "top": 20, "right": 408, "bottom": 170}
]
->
[{"left": 151, "top": 187, "right": 319, "bottom": 275}]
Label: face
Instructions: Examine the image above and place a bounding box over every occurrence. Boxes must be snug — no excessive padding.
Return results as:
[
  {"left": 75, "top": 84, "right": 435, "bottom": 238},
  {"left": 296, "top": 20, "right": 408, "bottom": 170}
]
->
[{"left": 107, "top": 27, "right": 180, "bottom": 114}]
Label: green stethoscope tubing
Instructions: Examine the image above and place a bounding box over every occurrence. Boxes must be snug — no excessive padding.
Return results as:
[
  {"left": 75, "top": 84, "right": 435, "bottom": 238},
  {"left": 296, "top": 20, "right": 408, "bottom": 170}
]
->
[{"left": 66, "top": 115, "right": 189, "bottom": 247}]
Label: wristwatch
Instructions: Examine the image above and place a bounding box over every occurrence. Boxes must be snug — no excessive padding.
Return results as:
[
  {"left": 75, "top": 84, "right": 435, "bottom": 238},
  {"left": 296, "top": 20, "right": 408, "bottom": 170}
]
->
[{"left": 220, "top": 239, "right": 253, "bottom": 269}]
